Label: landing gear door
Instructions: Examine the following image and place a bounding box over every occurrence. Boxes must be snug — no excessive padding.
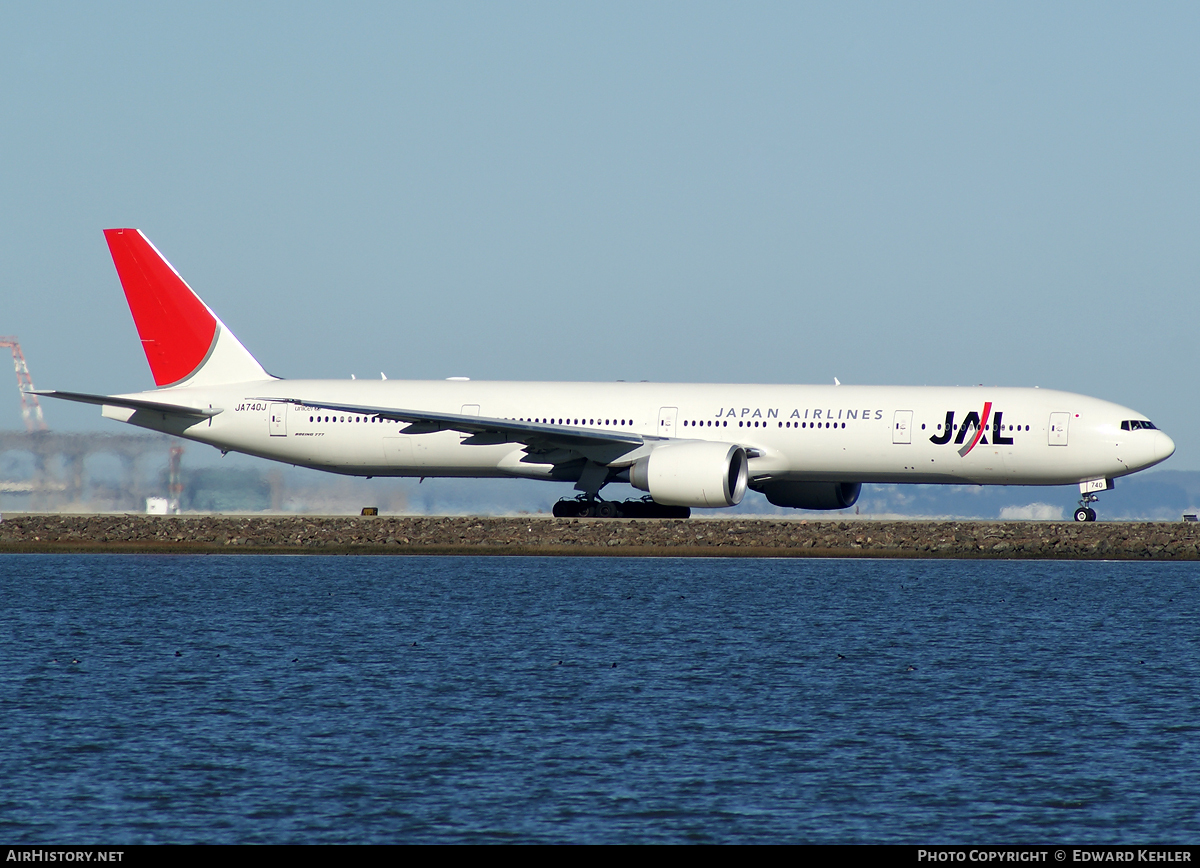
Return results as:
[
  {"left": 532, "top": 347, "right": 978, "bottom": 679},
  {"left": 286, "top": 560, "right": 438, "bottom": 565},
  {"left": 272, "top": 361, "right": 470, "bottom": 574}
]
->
[
  {"left": 658, "top": 407, "right": 678, "bottom": 438},
  {"left": 892, "top": 410, "right": 913, "bottom": 444},
  {"left": 1049, "top": 412, "right": 1070, "bottom": 446},
  {"left": 269, "top": 403, "right": 287, "bottom": 437}
]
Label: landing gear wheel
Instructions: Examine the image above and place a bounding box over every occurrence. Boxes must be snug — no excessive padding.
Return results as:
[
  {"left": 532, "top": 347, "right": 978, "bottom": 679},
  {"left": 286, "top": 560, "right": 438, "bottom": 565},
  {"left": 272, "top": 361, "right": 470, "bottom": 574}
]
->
[
  {"left": 553, "top": 498, "right": 592, "bottom": 517},
  {"left": 1075, "top": 490, "right": 1101, "bottom": 522},
  {"left": 554, "top": 496, "right": 691, "bottom": 519}
]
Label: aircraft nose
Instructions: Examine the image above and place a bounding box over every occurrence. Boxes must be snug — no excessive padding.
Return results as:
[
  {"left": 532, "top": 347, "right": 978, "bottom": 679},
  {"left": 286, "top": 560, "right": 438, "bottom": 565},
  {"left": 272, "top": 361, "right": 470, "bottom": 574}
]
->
[{"left": 1156, "top": 430, "right": 1176, "bottom": 463}]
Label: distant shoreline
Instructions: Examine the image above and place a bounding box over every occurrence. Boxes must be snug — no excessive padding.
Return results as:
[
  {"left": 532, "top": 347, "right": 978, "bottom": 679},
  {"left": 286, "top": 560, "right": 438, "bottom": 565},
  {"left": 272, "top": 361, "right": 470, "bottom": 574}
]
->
[{"left": 0, "top": 514, "right": 1196, "bottom": 560}]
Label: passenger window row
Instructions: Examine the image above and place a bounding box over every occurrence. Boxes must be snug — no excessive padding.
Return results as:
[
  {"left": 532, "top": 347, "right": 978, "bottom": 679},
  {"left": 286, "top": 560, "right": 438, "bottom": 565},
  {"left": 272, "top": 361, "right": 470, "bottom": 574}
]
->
[
  {"left": 509, "top": 418, "right": 634, "bottom": 427},
  {"left": 309, "top": 415, "right": 383, "bottom": 423},
  {"left": 683, "top": 419, "right": 846, "bottom": 429}
]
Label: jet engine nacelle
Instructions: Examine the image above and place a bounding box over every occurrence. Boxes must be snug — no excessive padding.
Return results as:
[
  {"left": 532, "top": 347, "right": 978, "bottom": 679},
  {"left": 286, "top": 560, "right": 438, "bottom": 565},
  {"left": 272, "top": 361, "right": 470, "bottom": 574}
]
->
[
  {"left": 758, "top": 480, "right": 862, "bottom": 510},
  {"left": 629, "top": 441, "right": 749, "bottom": 508}
]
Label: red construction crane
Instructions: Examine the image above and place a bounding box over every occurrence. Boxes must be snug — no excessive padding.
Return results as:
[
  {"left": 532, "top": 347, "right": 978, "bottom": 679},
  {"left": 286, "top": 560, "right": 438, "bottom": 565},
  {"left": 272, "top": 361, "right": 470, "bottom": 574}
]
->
[{"left": 0, "top": 337, "right": 47, "bottom": 432}]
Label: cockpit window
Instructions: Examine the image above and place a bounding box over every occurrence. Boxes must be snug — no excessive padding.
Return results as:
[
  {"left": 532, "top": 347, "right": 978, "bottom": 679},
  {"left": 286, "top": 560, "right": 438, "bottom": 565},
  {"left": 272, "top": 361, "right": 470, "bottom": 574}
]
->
[{"left": 1121, "top": 420, "right": 1158, "bottom": 431}]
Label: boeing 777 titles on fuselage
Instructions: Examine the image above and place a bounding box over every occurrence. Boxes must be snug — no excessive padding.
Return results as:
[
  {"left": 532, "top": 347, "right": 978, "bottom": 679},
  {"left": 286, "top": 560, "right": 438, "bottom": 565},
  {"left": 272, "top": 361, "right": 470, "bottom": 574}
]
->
[{"left": 39, "top": 229, "right": 1175, "bottom": 520}]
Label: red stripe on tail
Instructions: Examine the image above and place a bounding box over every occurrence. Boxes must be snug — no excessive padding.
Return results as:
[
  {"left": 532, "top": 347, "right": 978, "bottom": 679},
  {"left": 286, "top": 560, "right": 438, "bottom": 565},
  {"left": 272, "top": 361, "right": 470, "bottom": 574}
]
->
[{"left": 104, "top": 229, "right": 217, "bottom": 387}]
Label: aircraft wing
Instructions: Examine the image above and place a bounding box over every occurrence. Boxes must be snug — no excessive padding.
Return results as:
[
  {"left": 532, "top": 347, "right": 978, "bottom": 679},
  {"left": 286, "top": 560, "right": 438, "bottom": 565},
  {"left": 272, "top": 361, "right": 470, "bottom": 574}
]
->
[
  {"left": 34, "top": 390, "right": 222, "bottom": 418},
  {"left": 258, "top": 396, "right": 651, "bottom": 466}
]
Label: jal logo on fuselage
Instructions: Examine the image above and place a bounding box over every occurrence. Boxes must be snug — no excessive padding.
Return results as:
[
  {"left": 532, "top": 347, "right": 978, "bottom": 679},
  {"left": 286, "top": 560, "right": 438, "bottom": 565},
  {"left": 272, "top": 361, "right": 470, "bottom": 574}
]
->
[{"left": 930, "top": 401, "right": 1014, "bottom": 456}]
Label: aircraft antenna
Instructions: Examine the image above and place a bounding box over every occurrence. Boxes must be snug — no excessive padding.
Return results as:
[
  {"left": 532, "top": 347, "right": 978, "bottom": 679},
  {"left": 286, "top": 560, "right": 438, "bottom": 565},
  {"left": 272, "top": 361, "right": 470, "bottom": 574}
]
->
[{"left": 0, "top": 336, "right": 47, "bottom": 432}]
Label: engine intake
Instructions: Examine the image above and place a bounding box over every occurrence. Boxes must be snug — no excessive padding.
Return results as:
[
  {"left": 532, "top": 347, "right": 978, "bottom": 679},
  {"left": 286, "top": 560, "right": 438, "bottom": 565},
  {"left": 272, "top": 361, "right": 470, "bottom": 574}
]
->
[
  {"left": 758, "top": 480, "right": 861, "bottom": 510},
  {"left": 629, "top": 441, "right": 748, "bottom": 508}
]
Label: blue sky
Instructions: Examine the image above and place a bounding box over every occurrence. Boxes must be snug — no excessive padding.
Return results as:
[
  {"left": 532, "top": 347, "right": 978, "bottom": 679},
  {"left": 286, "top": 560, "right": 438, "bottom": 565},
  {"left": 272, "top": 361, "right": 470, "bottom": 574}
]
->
[{"left": 3, "top": 2, "right": 1198, "bottom": 468}]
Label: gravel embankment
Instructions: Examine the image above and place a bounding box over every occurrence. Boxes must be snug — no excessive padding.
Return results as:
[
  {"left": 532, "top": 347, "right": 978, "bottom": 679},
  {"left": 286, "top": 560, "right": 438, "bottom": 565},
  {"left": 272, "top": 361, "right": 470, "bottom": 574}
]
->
[{"left": 0, "top": 514, "right": 1197, "bottom": 558}]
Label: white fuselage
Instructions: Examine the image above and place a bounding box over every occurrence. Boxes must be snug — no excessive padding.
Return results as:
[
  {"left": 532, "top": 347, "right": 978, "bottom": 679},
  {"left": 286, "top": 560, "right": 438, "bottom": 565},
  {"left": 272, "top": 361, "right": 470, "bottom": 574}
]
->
[
  {"left": 57, "top": 229, "right": 1175, "bottom": 514},
  {"left": 104, "top": 379, "right": 1175, "bottom": 488}
]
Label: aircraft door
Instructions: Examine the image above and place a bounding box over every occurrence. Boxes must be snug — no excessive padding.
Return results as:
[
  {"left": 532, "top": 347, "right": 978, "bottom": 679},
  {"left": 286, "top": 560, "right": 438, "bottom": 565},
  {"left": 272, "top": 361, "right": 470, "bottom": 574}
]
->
[
  {"left": 1049, "top": 412, "right": 1070, "bottom": 446},
  {"left": 658, "top": 407, "right": 678, "bottom": 438},
  {"left": 269, "top": 403, "right": 287, "bottom": 436},
  {"left": 460, "top": 404, "right": 481, "bottom": 442},
  {"left": 892, "top": 410, "right": 912, "bottom": 444}
]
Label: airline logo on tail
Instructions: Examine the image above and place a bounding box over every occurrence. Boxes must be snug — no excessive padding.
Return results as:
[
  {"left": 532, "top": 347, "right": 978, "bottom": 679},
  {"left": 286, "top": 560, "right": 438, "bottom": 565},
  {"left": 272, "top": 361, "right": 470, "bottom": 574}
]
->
[
  {"left": 105, "top": 229, "right": 219, "bottom": 387},
  {"left": 103, "top": 229, "right": 271, "bottom": 389}
]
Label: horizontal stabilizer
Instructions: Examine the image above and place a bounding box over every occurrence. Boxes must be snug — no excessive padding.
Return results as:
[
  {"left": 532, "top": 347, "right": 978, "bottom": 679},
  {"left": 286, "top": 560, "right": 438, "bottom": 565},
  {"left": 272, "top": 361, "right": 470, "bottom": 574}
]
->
[{"left": 35, "top": 390, "right": 222, "bottom": 418}]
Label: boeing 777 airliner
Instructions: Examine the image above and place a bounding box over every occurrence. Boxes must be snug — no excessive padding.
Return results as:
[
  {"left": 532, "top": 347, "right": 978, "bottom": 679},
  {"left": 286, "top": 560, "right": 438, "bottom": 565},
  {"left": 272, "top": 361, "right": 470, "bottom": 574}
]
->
[{"left": 40, "top": 229, "right": 1175, "bottom": 520}]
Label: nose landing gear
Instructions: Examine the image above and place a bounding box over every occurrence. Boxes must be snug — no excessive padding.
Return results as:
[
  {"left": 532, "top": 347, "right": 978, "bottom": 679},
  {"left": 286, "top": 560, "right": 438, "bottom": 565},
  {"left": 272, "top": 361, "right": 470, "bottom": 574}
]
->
[
  {"left": 1074, "top": 497, "right": 1098, "bottom": 522},
  {"left": 1074, "top": 478, "right": 1114, "bottom": 522}
]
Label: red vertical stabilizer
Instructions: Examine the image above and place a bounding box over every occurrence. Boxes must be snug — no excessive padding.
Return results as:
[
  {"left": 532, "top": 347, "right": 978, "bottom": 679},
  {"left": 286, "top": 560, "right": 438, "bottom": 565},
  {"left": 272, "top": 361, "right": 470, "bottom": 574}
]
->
[{"left": 104, "top": 228, "right": 218, "bottom": 387}]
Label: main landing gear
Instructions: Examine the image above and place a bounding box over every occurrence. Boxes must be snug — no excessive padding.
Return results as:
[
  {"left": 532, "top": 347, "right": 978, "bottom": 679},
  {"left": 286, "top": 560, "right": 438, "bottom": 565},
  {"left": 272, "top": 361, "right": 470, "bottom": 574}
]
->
[{"left": 552, "top": 496, "right": 690, "bottom": 519}]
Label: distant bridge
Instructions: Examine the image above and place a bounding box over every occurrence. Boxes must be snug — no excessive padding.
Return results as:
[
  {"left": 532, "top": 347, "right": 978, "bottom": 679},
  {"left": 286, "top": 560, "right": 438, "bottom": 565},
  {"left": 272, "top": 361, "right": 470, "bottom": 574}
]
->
[{"left": 0, "top": 430, "right": 179, "bottom": 508}]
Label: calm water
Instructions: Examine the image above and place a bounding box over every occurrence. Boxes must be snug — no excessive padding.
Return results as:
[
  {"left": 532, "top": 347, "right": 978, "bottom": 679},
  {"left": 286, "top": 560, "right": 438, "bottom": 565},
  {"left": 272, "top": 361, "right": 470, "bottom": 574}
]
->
[{"left": 1, "top": 554, "right": 1197, "bottom": 844}]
